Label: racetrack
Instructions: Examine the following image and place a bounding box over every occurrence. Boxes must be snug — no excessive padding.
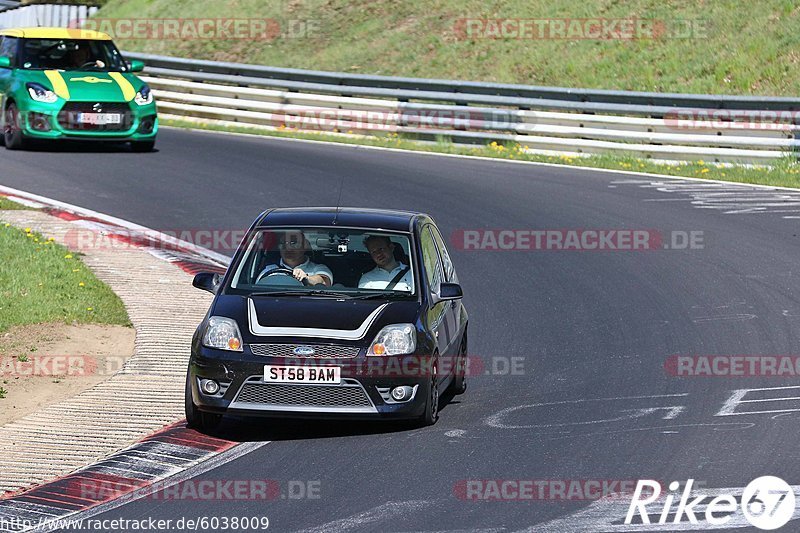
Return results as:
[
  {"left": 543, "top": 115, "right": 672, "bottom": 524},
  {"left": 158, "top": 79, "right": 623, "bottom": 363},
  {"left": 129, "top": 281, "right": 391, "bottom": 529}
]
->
[{"left": 3, "top": 128, "right": 800, "bottom": 531}]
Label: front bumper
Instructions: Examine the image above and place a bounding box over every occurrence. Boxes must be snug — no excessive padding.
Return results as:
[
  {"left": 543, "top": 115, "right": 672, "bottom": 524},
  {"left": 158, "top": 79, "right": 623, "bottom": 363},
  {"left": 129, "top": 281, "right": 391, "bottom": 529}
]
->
[
  {"left": 17, "top": 98, "right": 157, "bottom": 141},
  {"left": 189, "top": 345, "right": 434, "bottom": 420}
]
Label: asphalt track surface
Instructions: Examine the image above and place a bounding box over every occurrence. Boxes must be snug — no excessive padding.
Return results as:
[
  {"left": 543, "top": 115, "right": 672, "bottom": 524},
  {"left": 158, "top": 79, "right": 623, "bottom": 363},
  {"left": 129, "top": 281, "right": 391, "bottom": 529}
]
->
[{"left": 3, "top": 128, "right": 800, "bottom": 532}]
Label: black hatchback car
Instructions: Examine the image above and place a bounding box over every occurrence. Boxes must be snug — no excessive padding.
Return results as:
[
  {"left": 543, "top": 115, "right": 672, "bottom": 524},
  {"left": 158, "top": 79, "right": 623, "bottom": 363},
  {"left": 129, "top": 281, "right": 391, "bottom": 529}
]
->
[{"left": 186, "top": 207, "right": 468, "bottom": 432}]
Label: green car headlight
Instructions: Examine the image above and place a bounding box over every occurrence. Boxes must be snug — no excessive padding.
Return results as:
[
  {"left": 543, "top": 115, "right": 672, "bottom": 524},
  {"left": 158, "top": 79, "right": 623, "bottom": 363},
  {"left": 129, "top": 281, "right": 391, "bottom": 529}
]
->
[{"left": 26, "top": 82, "right": 58, "bottom": 103}]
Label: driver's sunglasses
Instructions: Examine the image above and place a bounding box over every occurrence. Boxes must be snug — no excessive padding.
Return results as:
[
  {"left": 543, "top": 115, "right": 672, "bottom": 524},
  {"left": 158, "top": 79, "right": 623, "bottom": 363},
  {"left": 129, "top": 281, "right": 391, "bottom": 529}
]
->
[{"left": 278, "top": 239, "right": 303, "bottom": 249}]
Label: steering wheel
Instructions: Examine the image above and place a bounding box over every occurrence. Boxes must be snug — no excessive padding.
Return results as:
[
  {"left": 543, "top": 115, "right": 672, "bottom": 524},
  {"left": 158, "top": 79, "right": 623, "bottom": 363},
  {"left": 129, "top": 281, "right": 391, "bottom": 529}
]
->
[
  {"left": 255, "top": 267, "right": 302, "bottom": 285},
  {"left": 78, "top": 60, "right": 101, "bottom": 70}
]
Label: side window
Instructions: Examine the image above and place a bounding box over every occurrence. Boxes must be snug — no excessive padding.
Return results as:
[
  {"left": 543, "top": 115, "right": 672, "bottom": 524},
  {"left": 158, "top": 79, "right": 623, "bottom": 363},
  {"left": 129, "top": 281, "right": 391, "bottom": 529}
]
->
[
  {"left": 419, "top": 225, "right": 443, "bottom": 293},
  {"left": 430, "top": 225, "right": 457, "bottom": 283},
  {"left": 0, "top": 37, "right": 17, "bottom": 62}
]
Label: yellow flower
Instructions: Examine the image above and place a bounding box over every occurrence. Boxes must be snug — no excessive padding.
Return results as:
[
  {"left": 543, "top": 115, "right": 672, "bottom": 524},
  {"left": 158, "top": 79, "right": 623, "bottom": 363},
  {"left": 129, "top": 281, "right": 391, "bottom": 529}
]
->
[
  {"left": 78, "top": 282, "right": 85, "bottom": 287},
  {"left": 698, "top": 160, "right": 705, "bottom": 165},
  {"left": 47, "top": 237, "right": 54, "bottom": 242},
  {"left": 86, "top": 307, "right": 93, "bottom": 311},
  {"left": 3, "top": 223, "right": 9, "bottom": 227},
  {"left": 64, "top": 254, "right": 73, "bottom": 259},
  {"left": 25, "top": 227, "right": 31, "bottom": 233},
  {"left": 700, "top": 168, "right": 710, "bottom": 174},
  {"left": 72, "top": 268, "right": 80, "bottom": 272}
]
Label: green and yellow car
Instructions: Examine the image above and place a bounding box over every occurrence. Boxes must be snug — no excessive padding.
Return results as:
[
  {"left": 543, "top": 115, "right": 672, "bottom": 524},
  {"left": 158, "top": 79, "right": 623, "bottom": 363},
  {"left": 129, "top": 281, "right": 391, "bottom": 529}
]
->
[{"left": 0, "top": 27, "right": 157, "bottom": 151}]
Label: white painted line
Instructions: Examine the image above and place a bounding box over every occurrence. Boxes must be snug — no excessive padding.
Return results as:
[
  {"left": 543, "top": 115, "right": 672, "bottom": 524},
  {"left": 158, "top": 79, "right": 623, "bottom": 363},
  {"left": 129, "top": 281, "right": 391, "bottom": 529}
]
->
[
  {"left": 0, "top": 184, "right": 230, "bottom": 266},
  {"left": 162, "top": 124, "right": 800, "bottom": 192},
  {"left": 294, "top": 500, "right": 436, "bottom": 533}
]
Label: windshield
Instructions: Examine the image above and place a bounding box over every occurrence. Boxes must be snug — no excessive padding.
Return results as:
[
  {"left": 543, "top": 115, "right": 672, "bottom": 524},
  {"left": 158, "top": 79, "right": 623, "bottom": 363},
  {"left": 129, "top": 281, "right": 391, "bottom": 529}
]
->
[
  {"left": 18, "top": 38, "right": 127, "bottom": 71},
  {"left": 227, "top": 227, "right": 417, "bottom": 297}
]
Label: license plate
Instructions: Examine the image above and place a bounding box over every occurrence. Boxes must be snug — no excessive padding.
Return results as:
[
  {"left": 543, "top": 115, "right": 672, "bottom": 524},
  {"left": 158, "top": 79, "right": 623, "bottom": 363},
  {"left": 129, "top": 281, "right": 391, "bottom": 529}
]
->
[
  {"left": 77, "top": 113, "right": 121, "bottom": 125},
  {"left": 264, "top": 365, "right": 341, "bottom": 384}
]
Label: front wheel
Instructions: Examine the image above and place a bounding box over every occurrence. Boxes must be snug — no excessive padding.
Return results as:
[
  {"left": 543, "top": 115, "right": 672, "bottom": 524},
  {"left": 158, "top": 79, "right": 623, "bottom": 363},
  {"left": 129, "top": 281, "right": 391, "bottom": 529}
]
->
[
  {"left": 185, "top": 371, "right": 222, "bottom": 434},
  {"left": 4, "top": 103, "right": 25, "bottom": 150},
  {"left": 450, "top": 333, "right": 467, "bottom": 395},
  {"left": 130, "top": 139, "right": 155, "bottom": 152},
  {"left": 416, "top": 361, "right": 439, "bottom": 427}
]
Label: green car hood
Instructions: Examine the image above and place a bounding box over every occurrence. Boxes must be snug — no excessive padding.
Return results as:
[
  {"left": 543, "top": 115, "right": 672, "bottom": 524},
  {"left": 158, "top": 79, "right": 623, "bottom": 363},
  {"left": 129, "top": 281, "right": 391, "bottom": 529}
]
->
[{"left": 20, "top": 70, "right": 141, "bottom": 102}]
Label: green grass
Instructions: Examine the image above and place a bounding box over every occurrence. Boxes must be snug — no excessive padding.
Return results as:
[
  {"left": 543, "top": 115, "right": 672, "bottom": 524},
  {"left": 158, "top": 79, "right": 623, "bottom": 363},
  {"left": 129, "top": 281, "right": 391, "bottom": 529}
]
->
[
  {"left": 98, "top": 0, "right": 800, "bottom": 96},
  {"left": 0, "top": 224, "right": 130, "bottom": 332},
  {"left": 163, "top": 118, "right": 800, "bottom": 188},
  {"left": 0, "top": 197, "right": 28, "bottom": 210}
]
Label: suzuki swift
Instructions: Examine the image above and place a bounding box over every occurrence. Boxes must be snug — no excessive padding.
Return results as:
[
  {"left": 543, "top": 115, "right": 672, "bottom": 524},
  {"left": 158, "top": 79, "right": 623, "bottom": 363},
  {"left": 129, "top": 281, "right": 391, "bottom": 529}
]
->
[
  {"left": 186, "top": 207, "right": 469, "bottom": 433},
  {"left": 0, "top": 27, "right": 157, "bottom": 151}
]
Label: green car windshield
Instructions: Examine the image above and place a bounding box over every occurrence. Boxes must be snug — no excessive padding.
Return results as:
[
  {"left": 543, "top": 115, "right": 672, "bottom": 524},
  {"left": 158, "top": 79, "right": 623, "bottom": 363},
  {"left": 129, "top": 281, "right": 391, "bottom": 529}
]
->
[{"left": 18, "top": 38, "right": 127, "bottom": 71}]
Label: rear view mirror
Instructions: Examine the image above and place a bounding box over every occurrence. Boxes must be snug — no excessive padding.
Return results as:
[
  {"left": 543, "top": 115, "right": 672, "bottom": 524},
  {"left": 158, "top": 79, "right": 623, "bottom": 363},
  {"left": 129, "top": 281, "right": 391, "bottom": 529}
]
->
[
  {"left": 193, "top": 272, "right": 220, "bottom": 294},
  {"left": 129, "top": 60, "right": 144, "bottom": 72},
  {"left": 0, "top": 56, "right": 11, "bottom": 69}
]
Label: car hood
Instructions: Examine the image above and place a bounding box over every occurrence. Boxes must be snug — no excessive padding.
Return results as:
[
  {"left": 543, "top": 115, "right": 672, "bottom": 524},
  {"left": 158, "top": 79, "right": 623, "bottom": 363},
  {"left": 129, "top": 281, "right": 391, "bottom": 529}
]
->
[
  {"left": 21, "top": 69, "right": 141, "bottom": 102},
  {"left": 212, "top": 294, "right": 421, "bottom": 343}
]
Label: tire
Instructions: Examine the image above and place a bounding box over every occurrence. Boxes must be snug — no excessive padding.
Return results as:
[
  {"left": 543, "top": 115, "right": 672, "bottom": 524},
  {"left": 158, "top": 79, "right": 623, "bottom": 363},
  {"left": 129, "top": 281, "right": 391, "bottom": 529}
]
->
[
  {"left": 130, "top": 139, "right": 155, "bottom": 152},
  {"left": 4, "top": 103, "right": 25, "bottom": 150},
  {"left": 185, "top": 371, "right": 222, "bottom": 434},
  {"left": 450, "top": 333, "right": 467, "bottom": 395},
  {"left": 416, "top": 359, "right": 439, "bottom": 427}
]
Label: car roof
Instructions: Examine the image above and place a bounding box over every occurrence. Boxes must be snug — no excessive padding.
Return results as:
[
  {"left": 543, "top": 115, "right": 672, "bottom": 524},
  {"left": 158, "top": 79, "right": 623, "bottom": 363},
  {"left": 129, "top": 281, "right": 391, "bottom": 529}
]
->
[
  {"left": 256, "top": 207, "right": 431, "bottom": 232},
  {"left": 0, "top": 27, "right": 112, "bottom": 41}
]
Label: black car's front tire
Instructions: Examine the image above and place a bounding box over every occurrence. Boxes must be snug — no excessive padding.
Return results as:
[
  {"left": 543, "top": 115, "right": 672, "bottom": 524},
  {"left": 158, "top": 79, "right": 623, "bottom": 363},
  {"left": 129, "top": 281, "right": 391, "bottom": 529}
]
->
[
  {"left": 4, "top": 103, "right": 25, "bottom": 150},
  {"left": 416, "top": 360, "right": 439, "bottom": 427},
  {"left": 450, "top": 332, "right": 467, "bottom": 395},
  {"left": 130, "top": 139, "right": 155, "bottom": 152},
  {"left": 185, "top": 371, "right": 222, "bottom": 433}
]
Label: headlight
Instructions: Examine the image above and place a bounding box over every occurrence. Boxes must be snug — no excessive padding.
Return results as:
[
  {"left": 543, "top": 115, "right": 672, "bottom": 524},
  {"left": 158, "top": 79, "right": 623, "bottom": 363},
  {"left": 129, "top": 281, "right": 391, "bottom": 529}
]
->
[
  {"left": 202, "top": 316, "right": 243, "bottom": 352},
  {"left": 134, "top": 85, "right": 153, "bottom": 105},
  {"left": 26, "top": 82, "right": 58, "bottom": 103},
  {"left": 367, "top": 324, "right": 416, "bottom": 356}
]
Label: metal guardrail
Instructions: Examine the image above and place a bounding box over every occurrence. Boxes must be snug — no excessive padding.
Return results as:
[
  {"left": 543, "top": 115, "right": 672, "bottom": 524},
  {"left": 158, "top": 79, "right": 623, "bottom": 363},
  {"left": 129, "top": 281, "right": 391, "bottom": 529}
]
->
[{"left": 125, "top": 51, "right": 800, "bottom": 163}]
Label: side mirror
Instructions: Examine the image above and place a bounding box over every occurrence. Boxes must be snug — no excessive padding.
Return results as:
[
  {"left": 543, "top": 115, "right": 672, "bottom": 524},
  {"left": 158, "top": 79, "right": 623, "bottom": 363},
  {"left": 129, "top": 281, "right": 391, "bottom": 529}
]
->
[
  {"left": 0, "top": 56, "right": 11, "bottom": 69},
  {"left": 129, "top": 60, "right": 144, "bottom": 72},
  {"left": 193, "top": 272, "right": 220, "bottom": 294},
  {"left": 431, "top": 282, "right": 462, "bottom": 304}
]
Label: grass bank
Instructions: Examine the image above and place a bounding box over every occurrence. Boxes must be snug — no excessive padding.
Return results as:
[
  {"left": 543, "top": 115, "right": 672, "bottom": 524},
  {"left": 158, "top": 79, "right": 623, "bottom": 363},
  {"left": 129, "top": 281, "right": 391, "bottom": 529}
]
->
[
  {"left": 0, "top": 200, "right": 130, "bottom": 332},
  {"left": 98, "top": 0, "right": 800, "bottom": 96}
]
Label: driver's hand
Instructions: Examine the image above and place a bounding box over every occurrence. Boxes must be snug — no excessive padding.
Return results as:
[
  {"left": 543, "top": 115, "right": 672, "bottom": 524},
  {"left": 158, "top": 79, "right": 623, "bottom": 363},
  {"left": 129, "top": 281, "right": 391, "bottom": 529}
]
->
[{"left": 292, "top": 268, "right": 308, "bottom": 283}]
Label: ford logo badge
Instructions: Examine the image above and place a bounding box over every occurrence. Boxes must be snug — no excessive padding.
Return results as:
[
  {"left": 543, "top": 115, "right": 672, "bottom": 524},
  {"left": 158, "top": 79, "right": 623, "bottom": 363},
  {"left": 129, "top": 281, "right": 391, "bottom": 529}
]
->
[{"left": 293, "top": 346, "right": 315, "bottom": 356}]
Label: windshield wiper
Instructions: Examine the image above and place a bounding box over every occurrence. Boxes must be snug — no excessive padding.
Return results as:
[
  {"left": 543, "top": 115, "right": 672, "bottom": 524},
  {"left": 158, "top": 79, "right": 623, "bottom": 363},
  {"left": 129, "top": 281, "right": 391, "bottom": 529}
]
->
[
  {"left": 247, "top": 289, "right": 357, "bottom": 299},
  {"left": 349, "top": 292, "right": 413, "bottom": 300}
]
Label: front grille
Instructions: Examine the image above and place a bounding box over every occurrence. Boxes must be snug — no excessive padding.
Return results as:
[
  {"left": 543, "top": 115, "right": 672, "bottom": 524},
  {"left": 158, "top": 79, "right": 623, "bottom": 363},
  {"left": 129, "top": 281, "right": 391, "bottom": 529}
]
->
[
  {"left": 250, "top": 343, "right": 360, "bottom": 358},
  {"left": 58, "top": 102, "right": 132, "bottom": 132},
  {"left": 235, "top": 382, "right": 371, "bottom": 408}
]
